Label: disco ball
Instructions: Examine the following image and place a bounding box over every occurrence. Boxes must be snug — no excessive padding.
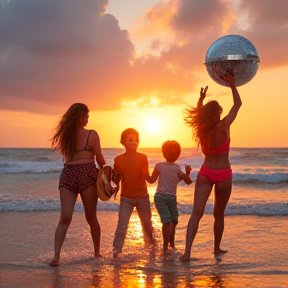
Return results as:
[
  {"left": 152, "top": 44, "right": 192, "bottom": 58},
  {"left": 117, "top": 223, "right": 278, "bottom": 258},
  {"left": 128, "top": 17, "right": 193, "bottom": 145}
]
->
[{"left": 204, "top": 35, "right": 260, "bottom": 87}]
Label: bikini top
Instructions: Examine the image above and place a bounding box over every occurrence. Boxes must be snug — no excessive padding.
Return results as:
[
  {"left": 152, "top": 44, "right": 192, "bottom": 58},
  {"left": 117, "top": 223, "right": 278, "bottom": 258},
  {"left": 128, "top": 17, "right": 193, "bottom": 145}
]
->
[
  {"left": 202, "top": 138, "right": 230, "bottom": 156},
  {"left": 65, "top": 131, "right": 93, "bottom": 163},
  {"left": 75, "top": 130, "right": 93, "bottom": 152}
]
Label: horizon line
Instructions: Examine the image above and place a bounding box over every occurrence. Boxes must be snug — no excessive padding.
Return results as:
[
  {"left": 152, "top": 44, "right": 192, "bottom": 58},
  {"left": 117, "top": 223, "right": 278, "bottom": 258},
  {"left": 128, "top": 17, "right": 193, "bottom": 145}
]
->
[{"left": 0, "top": 146, "right": 288, "bottom": 149}]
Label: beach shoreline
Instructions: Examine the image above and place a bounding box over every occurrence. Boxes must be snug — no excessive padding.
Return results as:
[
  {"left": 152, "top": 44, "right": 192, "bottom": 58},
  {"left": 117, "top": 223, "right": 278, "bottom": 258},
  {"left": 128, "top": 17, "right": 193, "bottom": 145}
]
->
[
  {"left": 1, "top": 147, "right": 288, "bottom": 287},
  {"left": 1, "top": 211, "right": 288, "bottom": 288}
]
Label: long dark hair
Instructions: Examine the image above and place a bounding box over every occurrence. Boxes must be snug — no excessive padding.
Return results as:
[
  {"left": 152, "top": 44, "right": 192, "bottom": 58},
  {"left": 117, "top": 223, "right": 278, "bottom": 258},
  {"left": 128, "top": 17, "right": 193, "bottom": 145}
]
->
[
  {"left": 51, "top": 103, "right": 89, "bottom": 159},
  {"left": 184, "top": 100, "right": 222, "bottom": 149}
]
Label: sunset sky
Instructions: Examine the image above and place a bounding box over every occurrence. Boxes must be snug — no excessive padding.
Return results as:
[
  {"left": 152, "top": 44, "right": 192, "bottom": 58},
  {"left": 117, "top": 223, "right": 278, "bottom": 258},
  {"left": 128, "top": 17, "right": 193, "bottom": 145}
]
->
[{"left": 0, "top": 0, "right": 287, "bottom": 148}]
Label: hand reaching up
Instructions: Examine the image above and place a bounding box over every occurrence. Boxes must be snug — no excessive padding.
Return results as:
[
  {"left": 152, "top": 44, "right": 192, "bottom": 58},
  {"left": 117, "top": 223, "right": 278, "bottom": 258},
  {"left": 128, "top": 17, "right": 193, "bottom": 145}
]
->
[{"left": 200, "top": 86, "right": 208, "bottom": 100}]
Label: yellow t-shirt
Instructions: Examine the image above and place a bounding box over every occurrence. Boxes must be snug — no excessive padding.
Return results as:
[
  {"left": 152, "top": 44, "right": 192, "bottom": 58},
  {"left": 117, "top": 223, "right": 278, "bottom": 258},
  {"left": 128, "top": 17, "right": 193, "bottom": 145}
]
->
[{"left": 114, "top": 152, "right": 149, "bottom": 198}]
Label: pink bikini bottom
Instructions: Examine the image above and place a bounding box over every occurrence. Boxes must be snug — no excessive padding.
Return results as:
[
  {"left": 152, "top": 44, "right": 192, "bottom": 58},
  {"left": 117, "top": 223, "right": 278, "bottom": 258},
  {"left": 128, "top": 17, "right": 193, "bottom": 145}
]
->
[{"left": 198, "top": 166, "right": 232, "bottom": 184}]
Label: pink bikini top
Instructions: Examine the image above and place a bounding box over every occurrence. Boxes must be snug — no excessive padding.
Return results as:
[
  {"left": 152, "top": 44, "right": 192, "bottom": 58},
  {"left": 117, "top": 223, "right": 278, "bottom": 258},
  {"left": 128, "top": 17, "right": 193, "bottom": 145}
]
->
[{"left": 202, "top": 138, "right": 230, "bottom": 156}]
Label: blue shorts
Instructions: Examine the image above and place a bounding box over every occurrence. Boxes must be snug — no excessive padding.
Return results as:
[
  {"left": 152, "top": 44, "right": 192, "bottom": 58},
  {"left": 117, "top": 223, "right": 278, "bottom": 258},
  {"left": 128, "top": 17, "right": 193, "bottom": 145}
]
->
[{"left": 154, "top": 193, "right": 178, "bottom": 225}]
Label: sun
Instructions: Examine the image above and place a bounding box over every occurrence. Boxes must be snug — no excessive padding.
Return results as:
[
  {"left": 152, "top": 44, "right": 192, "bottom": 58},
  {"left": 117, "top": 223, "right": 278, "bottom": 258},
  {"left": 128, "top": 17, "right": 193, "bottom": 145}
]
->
[{"left": 145, "top": 117, "right": 161, "bottom": 133}]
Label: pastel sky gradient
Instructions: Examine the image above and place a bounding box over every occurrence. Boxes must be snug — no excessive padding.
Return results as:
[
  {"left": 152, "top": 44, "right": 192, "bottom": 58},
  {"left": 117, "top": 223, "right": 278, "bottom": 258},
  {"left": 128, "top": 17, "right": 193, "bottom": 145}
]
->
[{"left": 0, "top": 0, "right": 287, "bottom": 148}]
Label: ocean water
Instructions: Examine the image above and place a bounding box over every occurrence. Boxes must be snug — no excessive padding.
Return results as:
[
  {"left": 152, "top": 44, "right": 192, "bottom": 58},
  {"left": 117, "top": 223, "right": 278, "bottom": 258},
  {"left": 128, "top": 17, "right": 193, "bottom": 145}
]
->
[
  {"left": 0, "top": 147, "right": 288, "bottom": 287},
  {"left": 0, "top": 147, "right": 287, "bottom": 216}
]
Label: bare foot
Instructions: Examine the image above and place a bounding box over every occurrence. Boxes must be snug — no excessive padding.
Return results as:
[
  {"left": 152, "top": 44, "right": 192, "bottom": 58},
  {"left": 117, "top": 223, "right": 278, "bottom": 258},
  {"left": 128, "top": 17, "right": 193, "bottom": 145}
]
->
[
  {"left": 149, "top": 237, "right": 156, "bottom": 246},
  {"left": 113, "top": 249, "right": 120, "bottom": 258},
  {"left": 94, "top": 253, "right": 103, "bottom": 258},
  {"left": 179, "top": 254, "right": 190, "bottom": 262},
  {"left": 163, "top": 248, "right": 171, "bottom": 256},
  {"left": 214, "top": 248, "right": 228, "bottom": 255},
  {"left": 49, "top": 257, "right": 60, "bottom": 266}
]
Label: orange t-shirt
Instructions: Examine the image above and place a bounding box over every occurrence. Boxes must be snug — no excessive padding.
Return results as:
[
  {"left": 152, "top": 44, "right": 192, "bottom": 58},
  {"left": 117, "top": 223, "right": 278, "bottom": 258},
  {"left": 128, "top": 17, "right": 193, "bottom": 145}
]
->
[{"left": 114, "top": 152, "right": 149, "bottom": 198}]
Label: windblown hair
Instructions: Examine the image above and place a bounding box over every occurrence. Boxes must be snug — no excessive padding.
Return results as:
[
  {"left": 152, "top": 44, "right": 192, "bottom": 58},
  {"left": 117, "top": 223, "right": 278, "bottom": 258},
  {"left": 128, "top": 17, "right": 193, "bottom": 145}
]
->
[
  {"left": 120, "top": 128, "right": 139, "bottom": 144},
  {"left": 51, "top": 103, "right": 89, "bottom": 159},
  {"left": 162, "top": 140, "right": 181, "bottom": 162},
  {"left": 184, "top": 100, "right": 222, "bottom": 149}
]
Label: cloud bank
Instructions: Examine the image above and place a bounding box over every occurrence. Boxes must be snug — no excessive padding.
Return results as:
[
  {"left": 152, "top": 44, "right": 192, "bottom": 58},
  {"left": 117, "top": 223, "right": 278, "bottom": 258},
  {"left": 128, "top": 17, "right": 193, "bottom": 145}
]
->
[{"left": 0, "top": 0, "right": 287, "bottom": 114}]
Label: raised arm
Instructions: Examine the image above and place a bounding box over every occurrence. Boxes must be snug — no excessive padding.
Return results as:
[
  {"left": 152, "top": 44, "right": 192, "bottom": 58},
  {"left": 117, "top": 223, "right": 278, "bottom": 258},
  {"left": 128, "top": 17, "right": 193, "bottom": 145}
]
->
[
  {"left": 197, "top": 86, "right": 208, "bottom": 108},
  {"left": 222, "top": 73, "right": 242, "bottom": 127}
]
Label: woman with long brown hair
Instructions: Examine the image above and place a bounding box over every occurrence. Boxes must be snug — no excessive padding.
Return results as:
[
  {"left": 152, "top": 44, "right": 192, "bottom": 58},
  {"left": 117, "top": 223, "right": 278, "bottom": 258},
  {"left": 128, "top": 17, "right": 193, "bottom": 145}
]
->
[
  {"left": 49, "top": 103, "right": 106, "bottom": 266},
  {"left": 180, "top": 73, "right": 242, "bottom": 262}
]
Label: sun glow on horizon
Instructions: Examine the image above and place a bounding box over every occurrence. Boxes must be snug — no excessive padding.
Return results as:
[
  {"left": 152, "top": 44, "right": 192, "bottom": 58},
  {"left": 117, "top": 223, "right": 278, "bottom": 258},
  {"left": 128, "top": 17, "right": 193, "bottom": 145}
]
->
[{"left": 145, "top": 117, "right": 162, "bottom": 133}]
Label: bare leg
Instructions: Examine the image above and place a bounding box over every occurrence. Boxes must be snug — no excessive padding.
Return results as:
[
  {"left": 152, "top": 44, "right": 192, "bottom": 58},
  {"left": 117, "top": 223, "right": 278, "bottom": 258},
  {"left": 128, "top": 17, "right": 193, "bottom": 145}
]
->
[
  {"left": 81, "top": 185, "right": 102, "bottom": 258},
  {"left": 213, "top": 179, "right": 232, "bottom": 254},
  {"left": 162, "top": 223, "right": 171, "bottom": 253},
  {"left": 179, "top": 213, "right": 200, "bottom": 262},
  {"left": 169, "top": 223, "right": 176, "bottom": 249},
  {"left": 49, "top": 188, "right": 77, "bottom": 266},
  {"left": 180, "top": 175, "right": 213, "bottom": 262}
]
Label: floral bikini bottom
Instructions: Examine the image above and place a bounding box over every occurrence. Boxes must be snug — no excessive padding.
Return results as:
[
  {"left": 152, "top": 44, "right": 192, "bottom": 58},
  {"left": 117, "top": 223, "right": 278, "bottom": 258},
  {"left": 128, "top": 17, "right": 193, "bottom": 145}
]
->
[{"left": 59, "top": 162, "right": 99, "bottom": 194}]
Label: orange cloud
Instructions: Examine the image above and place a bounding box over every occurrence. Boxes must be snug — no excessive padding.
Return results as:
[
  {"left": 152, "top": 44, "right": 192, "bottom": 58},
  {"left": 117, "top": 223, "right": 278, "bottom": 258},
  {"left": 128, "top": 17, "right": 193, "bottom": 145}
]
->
[
  {"left": 135, "top": 0, "right": 177, "bottom": 36},
  {"left": 0, "top": 0, "right": 287, "bottom": 118},
  {"left": 230, "top": 0, "right": 288, "bottom": 69}
]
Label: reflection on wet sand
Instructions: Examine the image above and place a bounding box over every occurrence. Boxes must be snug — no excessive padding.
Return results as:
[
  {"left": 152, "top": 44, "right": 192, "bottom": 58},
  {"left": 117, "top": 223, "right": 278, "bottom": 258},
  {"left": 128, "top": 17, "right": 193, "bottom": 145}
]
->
[
  {"left": 42, "top": 211, "right": 288, "bottom": 287},
  {"left": 87, "top": 211, "right": 229, "bottom": 287}
]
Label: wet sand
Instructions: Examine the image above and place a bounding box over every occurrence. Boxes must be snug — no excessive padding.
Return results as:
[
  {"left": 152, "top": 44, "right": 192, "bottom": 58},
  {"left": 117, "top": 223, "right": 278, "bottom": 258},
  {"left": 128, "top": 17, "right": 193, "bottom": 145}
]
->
[{"left": 0, "top": 211, "right": 288, "bottom": 288}]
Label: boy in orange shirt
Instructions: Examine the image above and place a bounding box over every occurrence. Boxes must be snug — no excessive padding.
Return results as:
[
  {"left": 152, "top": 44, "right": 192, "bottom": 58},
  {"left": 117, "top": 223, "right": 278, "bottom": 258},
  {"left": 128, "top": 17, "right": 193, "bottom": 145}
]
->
[{"left": 112, "top": 128, "right": 154, "bottom": 258}]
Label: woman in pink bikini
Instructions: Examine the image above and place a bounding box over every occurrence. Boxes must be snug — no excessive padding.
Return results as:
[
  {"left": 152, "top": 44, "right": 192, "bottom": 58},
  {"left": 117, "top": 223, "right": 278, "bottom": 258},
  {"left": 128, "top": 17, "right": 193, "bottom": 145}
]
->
[
  {"left": 49, "top": 103, "right": 106, "bottom": 266},
  {"left": 180, "top": 73, "right": 242, "bottom": 262}
]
